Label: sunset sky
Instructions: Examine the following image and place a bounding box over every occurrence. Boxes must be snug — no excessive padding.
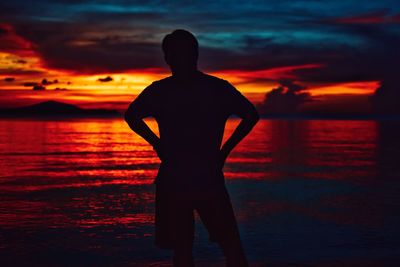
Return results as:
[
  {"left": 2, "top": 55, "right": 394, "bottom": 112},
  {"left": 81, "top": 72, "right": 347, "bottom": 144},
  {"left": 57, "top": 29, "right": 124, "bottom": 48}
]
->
[{"left": 0, "top": 0, "right": 399, "bottom": 113}]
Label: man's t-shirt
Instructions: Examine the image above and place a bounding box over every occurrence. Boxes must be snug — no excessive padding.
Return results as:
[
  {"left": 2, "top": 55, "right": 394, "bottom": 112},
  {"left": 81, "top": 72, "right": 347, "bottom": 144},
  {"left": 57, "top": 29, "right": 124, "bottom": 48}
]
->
[{"left": 126, "top": 71, "right": 256, "bottom": 188}]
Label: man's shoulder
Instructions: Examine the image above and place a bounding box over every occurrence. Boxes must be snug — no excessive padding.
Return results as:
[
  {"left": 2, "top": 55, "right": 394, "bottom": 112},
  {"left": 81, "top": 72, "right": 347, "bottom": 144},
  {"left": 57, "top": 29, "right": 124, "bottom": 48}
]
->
[
  {"left": 200, "top": 73, "right": 238, "bottom": 97},
  {"left": 148, "top": 72, "right": 232, "bottom": 89},
  {"left": 199, "top": 72, "right": 230, "bottom": 86},
  {"left": 151, "top": 75, "right": 174, "bottom": 87},
  {"left": 139, "top": 76, "right": 173, "bottom": 97}
]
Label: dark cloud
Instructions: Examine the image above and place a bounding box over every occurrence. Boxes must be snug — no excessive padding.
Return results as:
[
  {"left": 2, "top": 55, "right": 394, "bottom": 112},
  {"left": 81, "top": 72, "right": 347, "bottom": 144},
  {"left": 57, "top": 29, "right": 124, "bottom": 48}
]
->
[
  {"left": 97, "top": 76, "right": 113, "bottom": 82},
  {"left": 301, "top": 15, "right": 400, "bottom": 83},
  {"left": 23, "top": 82, "right": 40, "bottom": 87},
  {"left": 33, "top": 85, "right": 45, "bottom": 90},
  {"left": 41, "top": 78, "right": 58, "bottom": 85},
  {"left": 13, "top": 59, "right": 27, "bottom": 64},
  {"left": 39, "top": 37, "right": 164, "bottom": 74},
  {"left": 0, "top": 23, "right": 33, "bottom": 56},
  {"left": 0, "top": 69, "right": 45, "bottom": 76},
  {"left": 1, "top": 0, "right": 399, "bottom": 91},
  {"left": 0, "top": 27, "right": 7, "bottom": 35},
  {"left": 4, "top": 77, "right": 15, "bottom": 82},
  {"left": 200, "top": 42, "right": 333, "bottom": 74},
  {"left": 23, "top": 82, "right": 46, "bottom": 90},
  {"left": 5, "top": 20, "right": 165, "bottom": 74},
  {"left": 258, "top": 79, "right": 311, "bottom": 115}
]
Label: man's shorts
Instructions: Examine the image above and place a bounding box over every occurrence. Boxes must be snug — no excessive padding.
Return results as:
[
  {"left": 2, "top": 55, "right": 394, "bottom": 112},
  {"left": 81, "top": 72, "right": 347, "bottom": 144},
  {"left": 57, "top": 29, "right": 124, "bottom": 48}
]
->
[{"left": 154, "top": 181, "right": 242, "bottom": 249}]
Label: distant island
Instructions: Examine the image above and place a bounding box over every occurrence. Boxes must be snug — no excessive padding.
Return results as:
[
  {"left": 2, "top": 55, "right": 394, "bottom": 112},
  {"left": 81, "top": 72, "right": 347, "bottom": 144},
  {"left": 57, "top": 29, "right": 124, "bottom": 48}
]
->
[
  {"left": 1, "top": 100, "right": 399, "bottom": 120},
  {"left": 258, "top": 113, "right": 400, "bottom": 120},
  {"left": 0, "top": 100, "right": 121, "bottom": 118}
]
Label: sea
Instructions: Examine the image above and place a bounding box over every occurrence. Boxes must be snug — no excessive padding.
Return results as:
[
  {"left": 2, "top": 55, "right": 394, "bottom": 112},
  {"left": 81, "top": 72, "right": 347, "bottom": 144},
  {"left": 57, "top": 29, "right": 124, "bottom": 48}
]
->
[{"left": 1, "top": 118, "right": 400, "bottom": 266}]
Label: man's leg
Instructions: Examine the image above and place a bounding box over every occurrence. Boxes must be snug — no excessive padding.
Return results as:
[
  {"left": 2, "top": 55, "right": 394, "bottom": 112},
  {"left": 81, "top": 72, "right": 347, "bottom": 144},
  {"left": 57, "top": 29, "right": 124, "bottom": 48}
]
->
[
  {"left": 173, "top": 209, "right": 194, "bottom": 267},
  {"left": 171, "top": 196, "right": 195, "bottom": 267},
  {"left": 155, "top": 183, "right": 196, "bottom": 266},
  {"left": 196, "top": 186, "right": 248, "bottom": 267}
]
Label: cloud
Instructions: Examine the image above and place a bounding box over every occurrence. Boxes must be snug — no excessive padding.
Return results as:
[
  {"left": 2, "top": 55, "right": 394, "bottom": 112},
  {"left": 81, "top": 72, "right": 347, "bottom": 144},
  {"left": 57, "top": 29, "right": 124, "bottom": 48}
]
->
[
  {"left": 0, "top": 6, "right": 353, "bottom": 76},
  {"left": 23, "top": 81, "right": 46, "bottom": 90},
  {"left": 258, "top": 79, "right": 311, "bottom": 114},
  {"left": 33, "top": 85, "right": 45, "bottom": 90},
  {"left": 4, "top": 19, "right": 165, "bottom": 74},
  {"left": 23, "top": 82, "right": 40, "bottom": 87},
  {"left": 330, "top": 11, "right": 400, "bottom": 25},
  {"left": 97, "top": 76, "right": 113, "bottom": 82},
  {"left": 0, "top": 23, "right": 34, "bottom": 57},
  {"left": 0, "top": 26, "right": 7, "bottom": 35},
  {"left": 0, "top": 69, "right": 45, "bottom": 76},
  {"left": 41, "top": 78, "right": 58, "bottom": 85},
  {"left": 4, "top": 77, "right": 15, "bottom": 82},
  {"left": 13, "top": 59, "right": 27, "bottom": 64},
  {"left": 1, "top": 0, "right": 399, "bottom": 93}
]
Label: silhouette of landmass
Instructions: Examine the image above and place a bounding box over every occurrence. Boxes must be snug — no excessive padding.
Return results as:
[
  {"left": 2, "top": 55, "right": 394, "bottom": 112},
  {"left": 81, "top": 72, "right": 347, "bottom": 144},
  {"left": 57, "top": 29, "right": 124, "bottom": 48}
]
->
[
  {"left": 256, "top": 109, "right": 400, "bottom": 120},
  {"left": 0, "top": 100, "right": 121, "bottom": 118},
  {"left": 258, "top": 113, "right": 400, "bottom": 120},
  {"left": 2, "top": 100, "right": 398, "bottom": 120}
]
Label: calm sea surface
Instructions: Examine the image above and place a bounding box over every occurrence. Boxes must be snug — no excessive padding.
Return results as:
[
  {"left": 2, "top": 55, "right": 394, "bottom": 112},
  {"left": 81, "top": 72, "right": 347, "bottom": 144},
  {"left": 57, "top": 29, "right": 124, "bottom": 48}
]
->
[{"left": 1, "top": 118, "right": 400, "bottom": 266}]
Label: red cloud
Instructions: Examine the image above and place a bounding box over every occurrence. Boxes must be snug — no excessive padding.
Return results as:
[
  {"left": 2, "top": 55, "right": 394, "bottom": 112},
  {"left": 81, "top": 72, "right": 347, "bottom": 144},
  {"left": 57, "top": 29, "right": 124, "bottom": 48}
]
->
[
  {"left": 0, "top": 23, "right": 35, "bottom": 57},
  {"left": 331, "top": 11, "right": 400, "bottom": 25},
  {"left": 217, "top": 64, "right": 323, "bottom": 84}
]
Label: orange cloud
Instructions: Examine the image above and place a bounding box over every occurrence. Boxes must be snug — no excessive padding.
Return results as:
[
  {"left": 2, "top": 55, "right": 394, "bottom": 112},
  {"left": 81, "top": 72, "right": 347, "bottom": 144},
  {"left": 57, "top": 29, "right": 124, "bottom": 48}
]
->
[
  {"left": 0, "top": 23, "right": 51, "bottom": 79},
  {"left": 309, "top": 81, "right": 380, "bottom": 96}
]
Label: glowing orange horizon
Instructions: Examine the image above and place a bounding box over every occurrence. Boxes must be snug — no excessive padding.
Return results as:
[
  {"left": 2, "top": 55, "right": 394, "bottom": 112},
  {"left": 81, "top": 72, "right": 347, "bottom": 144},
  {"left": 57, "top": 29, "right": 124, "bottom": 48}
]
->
[
  {"left": 0, "top": 22, "right": 381, "bottom": 110},
  {"left": 0, "top": 57, "right": 379, "bottom": 96},
  {"left": 0, "top": 65, "right": 381, "bottom": 110}
]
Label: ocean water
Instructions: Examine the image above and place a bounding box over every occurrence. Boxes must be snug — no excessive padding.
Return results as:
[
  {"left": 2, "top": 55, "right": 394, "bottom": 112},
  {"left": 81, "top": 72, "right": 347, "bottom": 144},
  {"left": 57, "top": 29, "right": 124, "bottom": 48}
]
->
[{"left": 1, "top": 118, "right": 400, "bottom": 266}]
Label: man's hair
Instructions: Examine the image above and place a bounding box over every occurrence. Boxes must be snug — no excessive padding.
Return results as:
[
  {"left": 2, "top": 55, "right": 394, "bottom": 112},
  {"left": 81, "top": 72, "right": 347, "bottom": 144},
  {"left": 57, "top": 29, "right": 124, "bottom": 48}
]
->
[{"left": 162, "top": 29, "right": 198, "bottom": 55}]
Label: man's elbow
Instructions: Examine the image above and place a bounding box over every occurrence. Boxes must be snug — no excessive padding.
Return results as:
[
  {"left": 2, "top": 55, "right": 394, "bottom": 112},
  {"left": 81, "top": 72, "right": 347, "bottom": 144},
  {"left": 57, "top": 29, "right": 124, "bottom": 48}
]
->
[
  {"left": 124, "top": 111, "right": 141, "bottom": 128},
  {"left": 246, "top": 108, "right": 260, "bottom": 125},
  {"left": 252, "top": 108, "right": 260, "bottom": 122},
  {"left": 240, "top": 112, "right": 259, "bottom": 129},
  {"left": 124, "top": 111, "right": 132, "bottom": 125},
  {"left": 124, "top": 111, "right": 131, "bottom": 123}
]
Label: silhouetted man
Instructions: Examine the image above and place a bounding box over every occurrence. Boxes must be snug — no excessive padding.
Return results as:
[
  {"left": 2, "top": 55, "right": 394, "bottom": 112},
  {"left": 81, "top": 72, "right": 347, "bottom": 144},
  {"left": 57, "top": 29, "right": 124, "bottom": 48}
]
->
[{"left": 125, "top": 29, "right": 259, "bottom": 267}]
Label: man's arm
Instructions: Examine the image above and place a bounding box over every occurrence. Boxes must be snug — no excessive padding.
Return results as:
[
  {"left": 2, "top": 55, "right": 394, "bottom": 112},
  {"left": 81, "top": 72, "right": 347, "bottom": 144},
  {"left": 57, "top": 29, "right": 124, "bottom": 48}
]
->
[
  {"left": 220, "top": 83, "right": 260, "bottom": 167},
  {"left": 125, "top": 109, "right": 160, "bottom": 145},
  {"left": 124, "top": 86, "right": 164, "bottom": 160},
  {"left": 220, "top": 108, "right": 259, "bottom": 167}
]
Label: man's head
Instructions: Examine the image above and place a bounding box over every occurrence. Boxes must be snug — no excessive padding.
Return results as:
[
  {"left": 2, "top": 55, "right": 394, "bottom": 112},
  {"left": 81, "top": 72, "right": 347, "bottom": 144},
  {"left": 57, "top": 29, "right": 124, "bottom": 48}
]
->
[{"left": 162, "top": 29, "right": 198, "bottom": 75}]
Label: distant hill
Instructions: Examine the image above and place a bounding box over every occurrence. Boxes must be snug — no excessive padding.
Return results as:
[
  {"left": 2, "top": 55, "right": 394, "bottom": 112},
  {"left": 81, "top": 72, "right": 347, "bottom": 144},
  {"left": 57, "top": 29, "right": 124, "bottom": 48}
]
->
[{"left": 0, "top": 100, "right": 121, "bottom": 118}]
